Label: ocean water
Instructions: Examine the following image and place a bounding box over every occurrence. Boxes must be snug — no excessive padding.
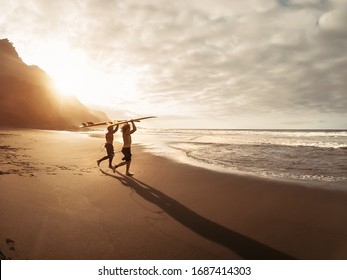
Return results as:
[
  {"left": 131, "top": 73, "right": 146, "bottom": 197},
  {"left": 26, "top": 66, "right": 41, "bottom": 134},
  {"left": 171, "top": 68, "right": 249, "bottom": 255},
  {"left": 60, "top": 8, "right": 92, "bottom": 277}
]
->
[{"left": 135, "top": 129, "right": 347, "bottom": 188}]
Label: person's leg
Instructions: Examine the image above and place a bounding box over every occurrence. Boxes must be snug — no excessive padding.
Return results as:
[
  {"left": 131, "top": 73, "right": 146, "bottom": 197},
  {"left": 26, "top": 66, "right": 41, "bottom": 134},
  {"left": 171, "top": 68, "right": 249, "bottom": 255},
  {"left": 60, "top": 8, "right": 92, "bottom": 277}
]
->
[
  {"left": 105, "top": 144, "right": 115, "bottom": 168},
  {"left": 125, "top": 160, "right": 133, "bottom": 176},
  {"left": 97, "top": 155, "right": 109, "bottom": 166},
  {"left": 113, "top": 161, "right": 126, "bottom": 170},
  {"left": 113, "top": 148, "right": 131, "bottom": 174},
  {"left": 108, "top": 155, "right": 114, "bottom": 168},
  {"left": 123, "top": 147, "right": 133, "bottom": 175}
]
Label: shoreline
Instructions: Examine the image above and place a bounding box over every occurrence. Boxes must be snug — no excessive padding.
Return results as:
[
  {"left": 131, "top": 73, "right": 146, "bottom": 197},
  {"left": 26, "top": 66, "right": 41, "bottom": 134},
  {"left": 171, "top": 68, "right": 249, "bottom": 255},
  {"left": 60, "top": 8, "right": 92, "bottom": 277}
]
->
[
  {"left": 1, "top": 129, "right": 347, "bottom": 259},
  {"left": 87, "top": 130, "right": 318, "bottom": 190},
  {"left": 112, "top": 128, "right": 347, "bottom": 190}
]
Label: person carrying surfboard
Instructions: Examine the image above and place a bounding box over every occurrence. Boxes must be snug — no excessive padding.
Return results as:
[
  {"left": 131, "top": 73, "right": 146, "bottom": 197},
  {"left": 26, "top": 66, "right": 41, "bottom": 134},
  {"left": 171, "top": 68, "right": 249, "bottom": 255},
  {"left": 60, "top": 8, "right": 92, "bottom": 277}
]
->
[
  {"left": 113, "top": 120, "right": 137, "bottom": 176},
  {"left": 97, "top": 124, "right": 119, "bottom": 169}
]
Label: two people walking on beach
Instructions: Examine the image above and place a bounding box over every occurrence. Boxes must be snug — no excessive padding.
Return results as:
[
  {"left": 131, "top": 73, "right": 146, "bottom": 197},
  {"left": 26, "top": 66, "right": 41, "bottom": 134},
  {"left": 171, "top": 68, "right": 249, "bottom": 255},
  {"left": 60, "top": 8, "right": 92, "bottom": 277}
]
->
[{"left": 97, "top": 120, "right": 137, "bottom": 176}]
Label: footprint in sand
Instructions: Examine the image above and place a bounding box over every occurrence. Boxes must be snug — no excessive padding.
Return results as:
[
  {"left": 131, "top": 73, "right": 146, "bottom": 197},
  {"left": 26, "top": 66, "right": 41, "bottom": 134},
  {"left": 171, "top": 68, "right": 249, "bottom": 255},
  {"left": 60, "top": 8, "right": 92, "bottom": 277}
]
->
[
  {"left": 6, "top": 238, "right": 15, "bottom": 251},
  {"left": 5, "top": 238, "right": 27, "bottom": 259}
]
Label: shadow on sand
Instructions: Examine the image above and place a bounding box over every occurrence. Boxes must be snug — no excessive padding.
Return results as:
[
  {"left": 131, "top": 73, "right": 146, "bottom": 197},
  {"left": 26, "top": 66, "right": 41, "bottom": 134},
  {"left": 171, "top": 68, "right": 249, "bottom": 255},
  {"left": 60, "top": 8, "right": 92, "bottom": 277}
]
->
[{"left": 100, "top": 168, "right": 296, "bottom": 260}]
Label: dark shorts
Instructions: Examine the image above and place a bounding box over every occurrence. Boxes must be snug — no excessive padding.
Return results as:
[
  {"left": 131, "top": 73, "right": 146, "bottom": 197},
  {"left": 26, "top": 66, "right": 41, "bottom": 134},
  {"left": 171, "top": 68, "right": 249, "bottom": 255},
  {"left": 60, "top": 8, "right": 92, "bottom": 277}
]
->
[
  {"left": 105, "top": 143, "right": 114, "bottom": 157},
  {"left": 121, "top": 147, "right": 132, "bottom": 162}
]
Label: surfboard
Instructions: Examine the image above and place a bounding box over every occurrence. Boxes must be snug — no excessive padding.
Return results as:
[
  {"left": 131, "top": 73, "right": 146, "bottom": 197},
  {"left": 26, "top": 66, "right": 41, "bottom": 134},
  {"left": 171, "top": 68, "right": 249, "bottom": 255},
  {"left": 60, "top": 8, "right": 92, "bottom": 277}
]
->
[{"left": 79, "top": 116, "right": 156, "bottom": 128}]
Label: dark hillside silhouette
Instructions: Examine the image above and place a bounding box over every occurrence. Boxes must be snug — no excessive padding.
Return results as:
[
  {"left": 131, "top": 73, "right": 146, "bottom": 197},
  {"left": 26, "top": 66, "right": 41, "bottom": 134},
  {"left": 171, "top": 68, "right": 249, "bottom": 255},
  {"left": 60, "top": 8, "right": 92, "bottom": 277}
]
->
[{"left": 0, "top": 38, "right": 107, "bottom": 129}]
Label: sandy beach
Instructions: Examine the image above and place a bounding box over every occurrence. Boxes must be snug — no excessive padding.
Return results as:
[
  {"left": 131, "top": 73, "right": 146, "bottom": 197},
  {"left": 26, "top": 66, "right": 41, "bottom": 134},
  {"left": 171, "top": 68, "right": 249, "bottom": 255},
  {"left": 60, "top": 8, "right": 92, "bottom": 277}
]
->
[{"left": 1, "top": 129, "right": 347, "bottom": 260}]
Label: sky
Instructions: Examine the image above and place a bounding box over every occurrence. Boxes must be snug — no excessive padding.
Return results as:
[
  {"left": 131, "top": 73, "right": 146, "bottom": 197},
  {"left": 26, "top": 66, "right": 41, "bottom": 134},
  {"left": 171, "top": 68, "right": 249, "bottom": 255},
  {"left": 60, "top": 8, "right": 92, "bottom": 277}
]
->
[{"left": 1, "top": 0, "right": 347, "bottom": 129}]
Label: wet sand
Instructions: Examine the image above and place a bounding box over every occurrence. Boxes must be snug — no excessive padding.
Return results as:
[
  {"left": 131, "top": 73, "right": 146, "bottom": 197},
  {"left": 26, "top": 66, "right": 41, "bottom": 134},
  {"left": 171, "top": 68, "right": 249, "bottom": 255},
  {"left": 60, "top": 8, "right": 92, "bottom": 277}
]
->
[{"left": 0, "top": 129, "right": 347, "bottom": 259}]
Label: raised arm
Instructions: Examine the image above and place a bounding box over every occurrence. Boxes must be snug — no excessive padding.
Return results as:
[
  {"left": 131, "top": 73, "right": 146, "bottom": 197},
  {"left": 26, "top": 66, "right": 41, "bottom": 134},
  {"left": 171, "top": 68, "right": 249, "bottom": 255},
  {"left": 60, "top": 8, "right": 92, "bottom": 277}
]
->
[
  {"left": 107, "top": 124, "right": 119, "bottom": 134},
  {"left": 112, "top": 124, "right": 119, "bottom": 134},
  {"left": 130, "top": 121, "right": 137, "bottom": 134}
]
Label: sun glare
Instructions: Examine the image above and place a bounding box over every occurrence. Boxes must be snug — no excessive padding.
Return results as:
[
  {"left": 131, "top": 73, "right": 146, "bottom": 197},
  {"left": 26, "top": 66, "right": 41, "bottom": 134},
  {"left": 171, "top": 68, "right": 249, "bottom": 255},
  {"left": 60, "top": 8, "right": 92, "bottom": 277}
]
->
[{"left": 27, "top": 41, "right": 140, "bottom": 106}]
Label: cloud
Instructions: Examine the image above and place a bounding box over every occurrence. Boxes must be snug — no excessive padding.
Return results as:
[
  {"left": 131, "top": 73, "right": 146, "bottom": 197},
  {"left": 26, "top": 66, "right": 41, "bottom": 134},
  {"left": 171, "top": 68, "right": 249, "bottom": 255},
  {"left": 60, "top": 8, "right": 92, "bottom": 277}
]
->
[
  {"left": 318, "top": 0, "right": 347, "bottom": 35},
  {"left": 1, "top": 0, "right": 347, "bottom": 128}
]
